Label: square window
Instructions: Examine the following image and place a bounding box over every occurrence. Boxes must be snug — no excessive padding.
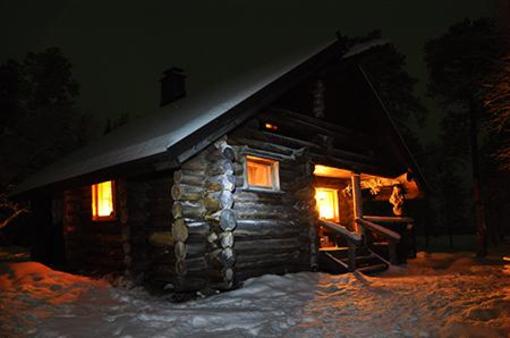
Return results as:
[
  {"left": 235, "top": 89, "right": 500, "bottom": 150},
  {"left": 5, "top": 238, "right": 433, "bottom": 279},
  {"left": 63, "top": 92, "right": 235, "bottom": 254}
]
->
[
  {"left": 91, "top": 180, "right": 116, "bottom": 221},
  {"left": 245, "top": 156, "right": 279, "bottom": 191}
]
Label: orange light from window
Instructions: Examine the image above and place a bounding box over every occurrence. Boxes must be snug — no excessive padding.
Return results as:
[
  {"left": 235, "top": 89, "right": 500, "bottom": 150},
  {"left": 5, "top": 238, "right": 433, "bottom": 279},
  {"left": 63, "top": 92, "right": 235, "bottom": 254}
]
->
[
  {"left": 246, "top": 156, "right": 277, "bottom": 189},
  {"left": 92, "top": 181, "right": 115, "bottom": 220},
  {"left": 264, "top": 123, "right": 278, "bottom": 131},
  {"left": 315, "top": 187, "right": 339, "bottom": 222}
]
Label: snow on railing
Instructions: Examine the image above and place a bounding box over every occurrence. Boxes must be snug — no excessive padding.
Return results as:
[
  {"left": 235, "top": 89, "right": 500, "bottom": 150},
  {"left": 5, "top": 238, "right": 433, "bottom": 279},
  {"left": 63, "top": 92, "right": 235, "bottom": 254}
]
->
[
  {"left": 318, "top": 219, "right": 362, "bottom": 245},
  {"left": 356, "top": 218, "right": 401, "bottom": 242}
]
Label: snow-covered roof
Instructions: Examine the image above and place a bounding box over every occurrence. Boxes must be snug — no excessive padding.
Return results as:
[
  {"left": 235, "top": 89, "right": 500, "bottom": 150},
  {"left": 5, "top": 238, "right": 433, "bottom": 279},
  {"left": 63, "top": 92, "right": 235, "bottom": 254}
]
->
[{"left": 14, "top": 39, "right": 391, "bottom": 195}]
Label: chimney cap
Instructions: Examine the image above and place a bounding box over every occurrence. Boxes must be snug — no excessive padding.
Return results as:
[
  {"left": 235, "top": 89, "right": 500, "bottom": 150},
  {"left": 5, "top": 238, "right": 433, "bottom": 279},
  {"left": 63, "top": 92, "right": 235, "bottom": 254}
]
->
[{"left": 160, "top": 66, "right": 186, "bottom": 107}]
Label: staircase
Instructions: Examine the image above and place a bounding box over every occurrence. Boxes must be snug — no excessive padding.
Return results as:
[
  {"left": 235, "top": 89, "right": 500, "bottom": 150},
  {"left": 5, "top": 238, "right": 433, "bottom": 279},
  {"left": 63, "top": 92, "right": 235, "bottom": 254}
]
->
[
  {"left": 319, "top": 246, "right": 389, "bottom": 275},
  {"left": 316, "top": 217, "right": 413, "bottom": 276}
]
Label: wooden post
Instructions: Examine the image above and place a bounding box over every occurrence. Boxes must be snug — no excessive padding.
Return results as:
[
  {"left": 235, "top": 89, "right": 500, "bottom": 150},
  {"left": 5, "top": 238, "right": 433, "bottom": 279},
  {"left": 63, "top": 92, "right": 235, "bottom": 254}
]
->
[
  {"left": 351, "top": 174, "right": 363, "bottom": 235},
  {"left": 388, "top": 241, "right": 398, "bottom": 265}
]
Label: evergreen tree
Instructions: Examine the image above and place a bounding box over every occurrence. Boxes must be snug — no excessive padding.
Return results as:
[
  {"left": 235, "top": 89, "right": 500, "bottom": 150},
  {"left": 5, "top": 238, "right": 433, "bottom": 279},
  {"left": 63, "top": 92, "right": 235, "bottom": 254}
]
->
[
  {"left": 425, "top": 18, "right": 506, "bottom": 256},
  {"left": 0, "top": 48, "right": 87, "bottom": 230}
]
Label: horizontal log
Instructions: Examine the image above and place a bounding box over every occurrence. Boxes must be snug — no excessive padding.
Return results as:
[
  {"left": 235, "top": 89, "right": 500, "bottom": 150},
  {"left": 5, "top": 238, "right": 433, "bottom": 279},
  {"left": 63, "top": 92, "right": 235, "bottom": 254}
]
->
[
  {"left": 151, "top": 257, "right": 208, "bottom": 276},
  {"left": 234, "top": 238, "right": 302, "bottom": 255},
  {"left": 291, "top": 186, "right": 315, "bottom": 200},
  {"left": 204, "top": 191, "right": 234, "bottom": 212},
  {"left": 206, "top": 144, "right": 236, "bottom": 163},
  {"left": 186, "top": 221, "right": 210, "bottom": 235},
  {"left": 229, "top": 136, "right": 296, "bottom": 157},
  {"left": 206, "top": 159, "right": 234, "bottom": 176},
  {"left": 233, "top": 191, "right": 294, "bottom": 204},
  {"left": 186, "top": 242, "right": 207, "bottom": 258},
  {"left": 171, "top": 184, "right": 203, "bottom": 201},
  {"left": 231, "top": 128, "right": 307, "bottom": 153},
  {"left": 234, "top": 219, "right": 305, "bottom": 240},
  {"left": 235, "top": 250, "right": 302, "bottom": 269},
  {"left": 204, "top": 267, "right": 234, "bottom": 282},
  {"left": 146, "top": 231, "right": 205, "bottom": 250},
  {"left": 205, "top": 209, "right": 237, "bottom": 231},
  {"left": 173, "top": 170, "right": 205, "bottom": 186},
  {"left": 234, "top": 204, "right": 301, "bottom": 220},
  {"left": 262, "top": 109, "right": 370, "bottom": 148},
  {"left": 172, "top": 201, "right": 206, "bottom": 220},
  {"left": 149, "top": 231, "right": 174, "bottom": 247},
  {"left": 205, "top": 174, "right": 236, "bottom": 192},
  {"left": 181, "top": 155, "right": 208, "bottom": 171},
  {"left": 209, "top": 247, "right": 235, "bottom": 268}
]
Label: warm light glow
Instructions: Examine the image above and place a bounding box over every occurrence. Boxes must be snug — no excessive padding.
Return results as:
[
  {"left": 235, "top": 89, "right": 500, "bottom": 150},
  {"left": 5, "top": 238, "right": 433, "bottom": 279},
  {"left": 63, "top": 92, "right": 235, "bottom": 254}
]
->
[
  {"left": 314, "top": 164, "right": 422, "bottom": 199},
  {"left": 91, "top": 181, "right": 115, "bottom": 220},
  {"left": 264, "top": 123, "right": 278, "bottom": 131},
  {"left": 315, "top": 187, "right": 339, "bottom": 222},
  {"left": 246, "top": 156, "right": 278, "bottom": 189},
  {"left": 314, "top": 165, "right": 353, "bottom": 178}
]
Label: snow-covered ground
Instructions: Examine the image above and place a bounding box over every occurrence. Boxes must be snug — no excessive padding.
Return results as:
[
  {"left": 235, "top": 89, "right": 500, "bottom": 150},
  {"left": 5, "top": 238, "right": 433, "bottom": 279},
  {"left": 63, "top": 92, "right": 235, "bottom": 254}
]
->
[{"left": 1, "top": 248, "right": 509, "bottom": 337}]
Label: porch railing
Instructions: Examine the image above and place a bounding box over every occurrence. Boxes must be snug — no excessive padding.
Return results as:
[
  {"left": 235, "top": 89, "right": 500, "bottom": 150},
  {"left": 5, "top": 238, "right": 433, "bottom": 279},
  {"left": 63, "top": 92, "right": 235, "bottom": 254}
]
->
[{"left": 318, "top": 219, "right": 361, "bottom": 271}]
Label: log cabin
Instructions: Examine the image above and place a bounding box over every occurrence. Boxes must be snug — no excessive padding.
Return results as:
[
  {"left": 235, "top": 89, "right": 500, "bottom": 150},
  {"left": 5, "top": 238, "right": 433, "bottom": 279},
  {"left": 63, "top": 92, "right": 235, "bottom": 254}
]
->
[{"left": 14, "top": 37, "right": 427, "bottom": 292}]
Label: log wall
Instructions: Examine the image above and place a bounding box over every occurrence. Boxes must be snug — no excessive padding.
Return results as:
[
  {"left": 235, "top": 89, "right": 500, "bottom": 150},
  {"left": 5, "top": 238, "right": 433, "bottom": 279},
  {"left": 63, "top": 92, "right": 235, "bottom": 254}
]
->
[
  {"left": 61, "top": 106, "right": 384, "bottom": 292},
  {"left": 62, "top": 175, "right": 173, "bottom": 280},
  {"left": 229, "top": 123, "right": 318, "bottom": 282},
  {"left": 63, "top": 184, "right": 126, "bottom": 275}
]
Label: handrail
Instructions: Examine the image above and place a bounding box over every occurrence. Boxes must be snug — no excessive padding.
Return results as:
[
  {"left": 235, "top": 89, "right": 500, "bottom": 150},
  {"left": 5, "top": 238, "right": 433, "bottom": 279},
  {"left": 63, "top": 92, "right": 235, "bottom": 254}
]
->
[
  {"left": 356, "top": 218, "right": 401, "bottom": 242},
  {"left": 318, "top": 220, "right": 362, "bottom": 245},
  {"left": 356, "top": 218, "right": 401, "bottom": 265},
  {"left": 362, "top": 215, "right": 414, "bottom": 224}
]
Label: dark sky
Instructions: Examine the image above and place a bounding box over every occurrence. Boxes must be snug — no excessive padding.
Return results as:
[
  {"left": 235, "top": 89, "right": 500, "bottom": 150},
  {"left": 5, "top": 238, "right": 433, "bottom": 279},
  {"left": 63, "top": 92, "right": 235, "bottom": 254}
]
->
[{"left": 1, "top": 0, "right": 496, "bottom": 141}]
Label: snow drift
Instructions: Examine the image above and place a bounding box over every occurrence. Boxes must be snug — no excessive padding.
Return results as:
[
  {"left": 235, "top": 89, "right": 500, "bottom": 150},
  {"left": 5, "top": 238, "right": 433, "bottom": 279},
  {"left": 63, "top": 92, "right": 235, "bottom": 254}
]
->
[{"left": 0, "top": 251, "right": 509, "bottom": 337}]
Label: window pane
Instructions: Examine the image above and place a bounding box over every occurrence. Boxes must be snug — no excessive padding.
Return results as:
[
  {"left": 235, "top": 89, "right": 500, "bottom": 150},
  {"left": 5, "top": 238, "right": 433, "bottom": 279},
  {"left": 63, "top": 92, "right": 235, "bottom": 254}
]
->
[
  {"left": 315, "top": 188, "right": 339, "bottom": 222},
  {"left": 92, "top": 181, "right": 114, "bottom": 219},
  {"left": 247, "top": 160, "right": 272, "bottom": 187}
]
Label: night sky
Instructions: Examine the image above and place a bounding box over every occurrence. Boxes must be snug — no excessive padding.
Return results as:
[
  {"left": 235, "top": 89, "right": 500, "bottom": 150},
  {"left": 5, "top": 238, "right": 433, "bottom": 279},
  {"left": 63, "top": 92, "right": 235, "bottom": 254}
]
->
[{"left": 1, "top": 0, "right": 496, "bottom": 141}]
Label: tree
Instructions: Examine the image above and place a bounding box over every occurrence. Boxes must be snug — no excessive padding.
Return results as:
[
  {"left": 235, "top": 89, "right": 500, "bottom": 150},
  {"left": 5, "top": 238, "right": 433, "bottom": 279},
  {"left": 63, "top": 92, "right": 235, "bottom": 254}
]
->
[
  {"left": 339, "top": 31, "right": 427, "bottom": 156},
  {"left": 0, "top": 48, "right": 87, "bottom": 232},
  {"left": 483, "top": 53, "right": 510, "bottom": 171},
  {"left": 424, "top": 18, "right": 506, "bottom": 257}
]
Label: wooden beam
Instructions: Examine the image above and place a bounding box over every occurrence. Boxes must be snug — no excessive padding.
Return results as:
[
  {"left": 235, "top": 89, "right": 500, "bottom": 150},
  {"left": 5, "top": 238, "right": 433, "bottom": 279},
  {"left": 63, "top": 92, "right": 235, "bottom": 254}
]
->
[
  {"left": 351, "top": 174, "right": 363, "bottom": 234},
  {"left": 244, "top": 127, "right": 378, "bottom": 164},
  {"left": 265, "top": 108, "right": 368, "bottom": 141}
]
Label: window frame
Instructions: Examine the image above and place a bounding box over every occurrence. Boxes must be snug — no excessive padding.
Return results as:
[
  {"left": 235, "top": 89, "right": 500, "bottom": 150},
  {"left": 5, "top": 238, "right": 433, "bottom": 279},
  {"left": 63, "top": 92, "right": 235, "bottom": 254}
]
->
[
  {"left": 243, "top": 155, "right": 280, "bottom": 192},
  {"left": 91, "top": 180, "right": 117, "bottom": 222}
]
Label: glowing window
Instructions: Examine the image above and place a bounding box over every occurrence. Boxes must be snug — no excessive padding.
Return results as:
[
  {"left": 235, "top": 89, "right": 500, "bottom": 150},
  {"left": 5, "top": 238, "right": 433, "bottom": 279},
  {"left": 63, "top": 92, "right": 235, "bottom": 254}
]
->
[
  {"left": 315, "top": 187, "right": 339, "bottom": 222},
  {"left": 91, "top": 180, "right": 116, "bottom": 221},
  {"left": 245, "top": 155, "right": 279, "bottom": 190}
]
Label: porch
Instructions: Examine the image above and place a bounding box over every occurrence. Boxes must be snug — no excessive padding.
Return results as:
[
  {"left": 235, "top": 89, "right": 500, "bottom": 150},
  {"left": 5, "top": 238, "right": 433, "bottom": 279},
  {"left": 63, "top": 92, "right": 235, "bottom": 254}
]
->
[{"left": 313, "top": 164, "right": 417, "bottom": 274}]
